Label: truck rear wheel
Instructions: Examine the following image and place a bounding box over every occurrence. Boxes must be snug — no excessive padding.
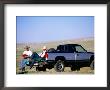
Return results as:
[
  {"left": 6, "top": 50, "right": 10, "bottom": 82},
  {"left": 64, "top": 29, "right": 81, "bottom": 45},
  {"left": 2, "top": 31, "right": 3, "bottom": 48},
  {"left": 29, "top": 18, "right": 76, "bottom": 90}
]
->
[{"left": 54, "top": 60, "right": 65, "bottom": 72}]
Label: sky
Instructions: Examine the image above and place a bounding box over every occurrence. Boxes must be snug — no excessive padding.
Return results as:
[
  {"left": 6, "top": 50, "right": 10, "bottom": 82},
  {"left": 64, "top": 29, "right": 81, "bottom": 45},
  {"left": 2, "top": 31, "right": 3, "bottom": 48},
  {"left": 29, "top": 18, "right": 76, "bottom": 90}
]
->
[{"left": 16, "top": 16, "right": 94, "bottom": 43}]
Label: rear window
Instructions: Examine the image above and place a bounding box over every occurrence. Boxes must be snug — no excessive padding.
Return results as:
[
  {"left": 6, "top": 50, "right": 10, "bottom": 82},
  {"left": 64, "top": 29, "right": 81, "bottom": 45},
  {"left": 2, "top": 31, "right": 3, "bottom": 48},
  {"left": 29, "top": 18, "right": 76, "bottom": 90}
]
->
[
  {"left": 68, "top": 45, "right": 75, "bottom": 53},
  {"left": 57, "top": 45, "right": 65, "bottom": 52},
  {"left": 57, "top": 45, "right": 75, "bottom": 53}
]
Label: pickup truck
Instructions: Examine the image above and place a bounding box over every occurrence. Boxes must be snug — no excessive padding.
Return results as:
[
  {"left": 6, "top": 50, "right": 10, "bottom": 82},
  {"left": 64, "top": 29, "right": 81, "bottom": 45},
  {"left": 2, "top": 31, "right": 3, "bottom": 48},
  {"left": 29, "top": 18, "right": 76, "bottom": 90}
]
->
[{"left": 46, "top": 44, "right": 94, "bottom": 72}]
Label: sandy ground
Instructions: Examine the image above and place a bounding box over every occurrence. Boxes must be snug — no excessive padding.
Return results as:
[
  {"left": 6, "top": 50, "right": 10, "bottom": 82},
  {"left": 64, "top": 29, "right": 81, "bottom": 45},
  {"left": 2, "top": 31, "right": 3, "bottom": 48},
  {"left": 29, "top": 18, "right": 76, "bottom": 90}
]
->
[{"left": 17, "top": 65, "right": 94, "bottom": 74}]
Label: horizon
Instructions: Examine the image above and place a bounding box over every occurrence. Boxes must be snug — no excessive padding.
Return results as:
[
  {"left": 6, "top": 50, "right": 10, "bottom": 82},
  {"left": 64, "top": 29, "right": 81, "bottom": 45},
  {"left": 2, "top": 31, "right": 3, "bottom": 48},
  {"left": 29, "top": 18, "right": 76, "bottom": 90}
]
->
[{"left": 17, "top": 36, "right": 94, "bottom": 44}]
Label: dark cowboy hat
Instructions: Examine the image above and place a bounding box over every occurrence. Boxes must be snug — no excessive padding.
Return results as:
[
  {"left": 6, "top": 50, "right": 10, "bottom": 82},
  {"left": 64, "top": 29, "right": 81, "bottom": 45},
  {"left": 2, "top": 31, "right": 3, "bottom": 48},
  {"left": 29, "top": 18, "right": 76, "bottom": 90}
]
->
[{"left": 24, "top": 46, "right": 30, "bottom": 49}]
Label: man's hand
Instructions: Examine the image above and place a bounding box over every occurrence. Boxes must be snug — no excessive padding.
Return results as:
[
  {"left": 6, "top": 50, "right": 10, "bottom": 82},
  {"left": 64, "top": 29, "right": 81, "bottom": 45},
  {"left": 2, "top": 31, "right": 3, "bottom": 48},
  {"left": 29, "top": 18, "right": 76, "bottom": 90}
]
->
[{"left": 22, "top": 54, "right": 30, "bottom": 59}]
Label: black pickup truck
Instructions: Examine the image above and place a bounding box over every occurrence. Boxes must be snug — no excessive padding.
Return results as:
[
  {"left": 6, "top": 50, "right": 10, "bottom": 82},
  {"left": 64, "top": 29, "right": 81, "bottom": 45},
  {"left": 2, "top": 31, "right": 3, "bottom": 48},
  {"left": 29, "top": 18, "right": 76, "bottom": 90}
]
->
[{"left": 46, "top": 44, "right": 94, "bottom": 72}]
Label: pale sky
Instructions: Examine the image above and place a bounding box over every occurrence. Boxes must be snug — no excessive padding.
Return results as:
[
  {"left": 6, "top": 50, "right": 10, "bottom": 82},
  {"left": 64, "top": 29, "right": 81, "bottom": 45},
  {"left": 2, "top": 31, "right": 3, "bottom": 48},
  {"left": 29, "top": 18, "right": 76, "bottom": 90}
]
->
[{"left": 17, "top": 16, "right": 94, "bottom": 43}]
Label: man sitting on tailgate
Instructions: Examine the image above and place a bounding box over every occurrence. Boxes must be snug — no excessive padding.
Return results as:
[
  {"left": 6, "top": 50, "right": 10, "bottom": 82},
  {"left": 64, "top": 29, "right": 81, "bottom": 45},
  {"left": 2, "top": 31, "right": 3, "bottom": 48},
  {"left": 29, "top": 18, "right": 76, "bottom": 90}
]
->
[{"left": 30, "top": 46, "right": 48, "bottom": 69}]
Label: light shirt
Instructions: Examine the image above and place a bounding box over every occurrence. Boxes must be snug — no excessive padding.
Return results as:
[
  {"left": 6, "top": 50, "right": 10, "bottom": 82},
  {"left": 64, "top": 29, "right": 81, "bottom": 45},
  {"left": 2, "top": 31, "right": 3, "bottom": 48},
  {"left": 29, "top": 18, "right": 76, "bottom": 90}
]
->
[
  {"left": 39, "top": 50, "right": 46, "bottom": 58},
  {"left": 23, "top": 50, "right": 32, "bottom": 56},
  {"left": 39, "top": 50, "right": 48, "bottom": 60}
]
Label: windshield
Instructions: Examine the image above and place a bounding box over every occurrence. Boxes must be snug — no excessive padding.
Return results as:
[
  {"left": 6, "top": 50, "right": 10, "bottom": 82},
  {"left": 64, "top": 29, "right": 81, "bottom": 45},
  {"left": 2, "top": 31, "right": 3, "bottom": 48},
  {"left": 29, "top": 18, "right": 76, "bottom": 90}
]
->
[{"left": 75, "top": 45, "right": 87, "bottom": 53}]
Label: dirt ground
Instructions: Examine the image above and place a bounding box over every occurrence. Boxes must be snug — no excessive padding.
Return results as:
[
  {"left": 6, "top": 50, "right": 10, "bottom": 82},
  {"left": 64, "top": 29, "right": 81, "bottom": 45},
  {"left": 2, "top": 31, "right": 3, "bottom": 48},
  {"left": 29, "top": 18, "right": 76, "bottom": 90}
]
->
[
  {"left": 17, "top": 66, "right": 94, "bottom": 74},
  {"left": 16, "top": 58, "right": 94, "bottom": 74}
]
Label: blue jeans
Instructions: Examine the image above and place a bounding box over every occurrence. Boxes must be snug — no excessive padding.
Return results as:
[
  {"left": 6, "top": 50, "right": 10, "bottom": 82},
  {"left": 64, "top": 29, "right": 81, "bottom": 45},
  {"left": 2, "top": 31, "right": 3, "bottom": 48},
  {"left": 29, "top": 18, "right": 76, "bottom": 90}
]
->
[
  {"left": 19, "top": 59, "right": 29, "bottom": 69},
  {"left": 30, "top": 52, "right": 46, "bottom": 69}
]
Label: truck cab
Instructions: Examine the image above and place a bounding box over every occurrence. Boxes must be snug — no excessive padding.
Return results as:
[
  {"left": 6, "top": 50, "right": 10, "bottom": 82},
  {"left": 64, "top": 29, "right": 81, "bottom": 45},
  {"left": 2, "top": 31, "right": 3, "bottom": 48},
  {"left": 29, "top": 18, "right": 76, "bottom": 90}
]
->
[{"left": 47, "top": 44, "right": 94, "bottom": 72}]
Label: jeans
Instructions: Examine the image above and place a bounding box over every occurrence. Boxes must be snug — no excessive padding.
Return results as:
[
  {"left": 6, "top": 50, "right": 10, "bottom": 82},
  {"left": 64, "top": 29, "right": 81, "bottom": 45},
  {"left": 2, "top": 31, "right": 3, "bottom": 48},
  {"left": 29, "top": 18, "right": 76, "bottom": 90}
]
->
[
  {"left": 19, "top": 52, "right": 46, "bottom": 69},
  {"left": 19, "top": 59, "right": 29, "bottom": 69},
  {"left": 30, "top": 52, "right": 46, "bottom": 69}
]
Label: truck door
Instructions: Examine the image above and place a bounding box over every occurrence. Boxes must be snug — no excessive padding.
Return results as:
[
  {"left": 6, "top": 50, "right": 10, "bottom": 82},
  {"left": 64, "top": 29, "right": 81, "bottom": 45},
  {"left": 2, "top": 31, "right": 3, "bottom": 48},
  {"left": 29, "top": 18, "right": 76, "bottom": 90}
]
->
[
  {"left": 65, "top": 45, "right": 76, "bottom": 60},
  {"left": 58, "top": 45, "right": 76, "bottom": 60},
  {"left": 74, "top": 45, "right": 90, "bottom": 61}
]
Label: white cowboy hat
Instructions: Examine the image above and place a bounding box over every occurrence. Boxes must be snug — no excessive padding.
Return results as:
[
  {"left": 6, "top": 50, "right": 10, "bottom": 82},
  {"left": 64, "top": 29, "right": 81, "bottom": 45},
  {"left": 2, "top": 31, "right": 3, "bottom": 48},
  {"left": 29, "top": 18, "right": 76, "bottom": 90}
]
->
[
  {"left": 43, "top": 46, "right": 47, "bottom": 50},
  {"left": 24, "top": 46, "right": 30, "bottom": 49}
]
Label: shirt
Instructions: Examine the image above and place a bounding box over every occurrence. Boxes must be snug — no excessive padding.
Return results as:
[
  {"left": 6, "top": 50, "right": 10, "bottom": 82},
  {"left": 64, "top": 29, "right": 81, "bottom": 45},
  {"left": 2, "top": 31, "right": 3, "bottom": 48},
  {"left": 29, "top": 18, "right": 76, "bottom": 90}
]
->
[
  {"left": 23, "top": 50, "right": 32, "bottom": 57},
  {"left": 39, "top": 50, "right": 48, "bottom": 60}
]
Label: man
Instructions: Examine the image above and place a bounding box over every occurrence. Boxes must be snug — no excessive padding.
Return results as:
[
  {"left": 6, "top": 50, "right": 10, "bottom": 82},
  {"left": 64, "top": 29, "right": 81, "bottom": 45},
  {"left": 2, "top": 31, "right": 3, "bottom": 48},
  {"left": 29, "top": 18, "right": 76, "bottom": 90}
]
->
[
  {"left": 39, "top": 46, "right": 48, "bottom": 60},
  {"left": 19, "top": 46, "right": 32, "bottom": 71},
  {"left": 30, "top": 46, "right": 48, "bottom": 69}
]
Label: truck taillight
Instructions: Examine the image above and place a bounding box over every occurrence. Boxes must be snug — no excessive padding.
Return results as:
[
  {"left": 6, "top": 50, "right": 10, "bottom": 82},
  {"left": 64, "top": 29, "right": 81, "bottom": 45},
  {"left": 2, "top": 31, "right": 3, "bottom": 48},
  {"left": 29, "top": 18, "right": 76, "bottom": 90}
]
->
[
  {"left": 44, "top": 52, "right": 48, "bottom": 60},
  {"left": 46, "top": 53, "right": 48, "bottom": 58}
]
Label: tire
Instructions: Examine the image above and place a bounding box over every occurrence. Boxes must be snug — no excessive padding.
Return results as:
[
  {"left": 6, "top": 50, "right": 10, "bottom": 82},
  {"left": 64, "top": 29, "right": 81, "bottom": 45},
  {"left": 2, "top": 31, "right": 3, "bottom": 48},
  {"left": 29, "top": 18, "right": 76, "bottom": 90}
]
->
[
  {"left": 90, "top": 60, "right": 94, "bottom": 70},
  {"left": 54, "top": 60, "right": 65, "bottom": 72}
]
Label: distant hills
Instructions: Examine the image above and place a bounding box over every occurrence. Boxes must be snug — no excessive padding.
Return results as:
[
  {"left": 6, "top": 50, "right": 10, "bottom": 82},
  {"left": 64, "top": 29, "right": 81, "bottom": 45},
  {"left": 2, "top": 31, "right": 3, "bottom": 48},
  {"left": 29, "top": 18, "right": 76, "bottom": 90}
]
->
[{"left": 17, "top": 37, "right": 94, "bottom": 52}]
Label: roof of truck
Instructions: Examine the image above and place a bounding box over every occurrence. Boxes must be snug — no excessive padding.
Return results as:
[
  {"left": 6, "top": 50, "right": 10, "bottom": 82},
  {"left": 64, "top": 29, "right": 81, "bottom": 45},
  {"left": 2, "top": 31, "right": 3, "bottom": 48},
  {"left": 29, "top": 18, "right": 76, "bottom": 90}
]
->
[{"left": 59, "top": 44, "right": 81, "bottom": 46}]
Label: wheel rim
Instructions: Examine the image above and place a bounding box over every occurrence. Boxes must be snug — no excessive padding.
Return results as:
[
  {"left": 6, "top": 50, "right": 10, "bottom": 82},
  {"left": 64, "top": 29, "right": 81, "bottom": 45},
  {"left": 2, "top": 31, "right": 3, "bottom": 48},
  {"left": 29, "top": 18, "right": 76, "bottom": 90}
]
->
[{"left": 57, "top": 63, "right": 63, "bottom": 70}]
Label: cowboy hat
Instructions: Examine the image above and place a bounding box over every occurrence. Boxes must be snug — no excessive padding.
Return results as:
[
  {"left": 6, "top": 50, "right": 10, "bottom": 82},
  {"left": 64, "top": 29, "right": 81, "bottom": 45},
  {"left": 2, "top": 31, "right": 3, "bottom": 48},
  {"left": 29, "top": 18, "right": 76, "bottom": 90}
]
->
[
  {"left": 43, "top": 46, "right": 47, "bottom": 50},
  {"left": 24, "top": 46, "right": 30, "bottom": 49}
]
